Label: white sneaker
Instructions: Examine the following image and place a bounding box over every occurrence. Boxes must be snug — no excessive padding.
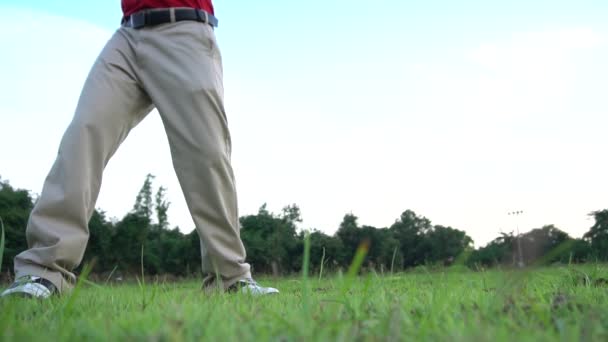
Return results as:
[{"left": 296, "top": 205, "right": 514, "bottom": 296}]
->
[
  {"left": 228, "top": 278, "right": 279, "bottom": 295},
  {"left": 1, "top": 276, "right": 57, "bottom": 299}
]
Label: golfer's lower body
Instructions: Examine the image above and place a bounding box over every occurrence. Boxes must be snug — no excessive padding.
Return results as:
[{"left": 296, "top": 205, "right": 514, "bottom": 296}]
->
[{"left": 2, "top": 11, "right": 277, "bottom": 297}]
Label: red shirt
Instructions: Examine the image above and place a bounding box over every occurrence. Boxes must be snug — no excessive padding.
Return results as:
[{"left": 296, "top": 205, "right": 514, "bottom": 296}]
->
[{"left": 122, "top": 0, "right": 214, "bottom": 17}]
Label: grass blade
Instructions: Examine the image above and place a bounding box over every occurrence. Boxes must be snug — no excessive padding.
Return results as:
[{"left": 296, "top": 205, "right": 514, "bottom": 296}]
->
[
  {"left": 346, "top": 239, "right": 369, "bottom": 279},
  {"left": 301, "top": 231, "right": 311, "bottom": 314},
  {"left": 390, "top": 246, "right": 398, "bottom": 275},
  {"left": 104, "top": 265, "right": 118, "bottom": 285},
  {"left": 340, "top": 239, "right": 370, "bottom": 296},
  {"left": 0, "top": 217, "right": 5, "bottom": 273},
  {"left": 63, "top": 260, "right": 95, "bottom": 317},
  {"left": 141, "top": 244, "right": 145, "bottom": 288},
  {"left": 318, "top": 247, "right": 325, "bottom": 281}
]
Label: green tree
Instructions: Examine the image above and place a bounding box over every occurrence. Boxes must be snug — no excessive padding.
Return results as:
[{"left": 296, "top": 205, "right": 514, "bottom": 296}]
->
[
  {"left": 133, "top": 174, "right": 155, "bottom": 222},
  {"left": 519, "top": 225, "right": 571, "bottom": 264},
  {"left": 563, "top": 239, "right": 591, "bottom": 263},
  {"left": 184, "top": 229, "right": 203, "bottom": 276},
  {"left": 467, "top": 232, "right": 515, "bottom": 268},
  {"left": 361, "top": 226, "right": 402, "bottom": 272},
  {"left": 155, "top": 228, "right": 190, "bottom": 275},
  {"left": 240, "top": 204, "right": 298, "bottom": 274},
  {"left": 109, "top": 212, "right": 151, "bottom": 273},
  {"left": 0, "top": 177, "right": 34, "bottom": 274},
  {"left": 281, "top": 204, "right": 302, "bottom": 225},
  {"left": 389, "top": 210, "right": 432, "bottom": 267},
  {"left": 335, "top": 213, "right": 363, "bottom": 265},
  {"left": 583, "top": 209, "right": 608, "bottom": 260},
  {"left": 155, "top": 186, "right": 170, "bottom": 230},
  {"left": 286, "top": 229, "right": 344, "bottom": 274},
  {"left": 426, "top": 225, "right": 473, "bottom": 264},
  {"left": 83, "top": 209, "right": 114, "bottom": 271},
  {"left": 373, "top": 228, "right": 402, "bottom": 271}
]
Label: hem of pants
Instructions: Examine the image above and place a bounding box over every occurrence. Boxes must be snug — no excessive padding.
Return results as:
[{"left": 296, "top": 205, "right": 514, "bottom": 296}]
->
[
  {"left": 224, "top": 271, "right": 253, "bottom": 290},
  {"left": 202, "top": 270, "right": 252, "bottom": 292},
  {"left": 14, "top": 264, "right": 73, "bottom": 294}
]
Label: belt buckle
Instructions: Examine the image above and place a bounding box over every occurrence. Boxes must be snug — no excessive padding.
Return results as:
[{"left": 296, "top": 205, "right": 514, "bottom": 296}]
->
[
  {"left": 129, "top": 12, "right": 146, "bottom": 28},
  {"left": 195, "top": 9, "right": 213, "bottom": 26}
]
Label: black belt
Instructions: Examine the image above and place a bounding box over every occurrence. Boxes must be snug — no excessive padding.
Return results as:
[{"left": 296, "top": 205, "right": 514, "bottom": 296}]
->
[{"left": 122, "top": 8, "right": 218, "bottom": 29}]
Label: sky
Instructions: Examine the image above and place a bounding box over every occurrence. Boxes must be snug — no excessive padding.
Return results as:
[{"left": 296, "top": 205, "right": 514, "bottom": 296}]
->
[{"left": 0, "top": 0, "right": 607, "bottom": 246}]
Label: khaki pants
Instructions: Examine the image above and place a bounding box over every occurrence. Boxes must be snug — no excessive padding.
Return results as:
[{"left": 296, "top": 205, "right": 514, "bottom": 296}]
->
[{"left": 14, "top": 21, "right": 251, "bottom": 293}]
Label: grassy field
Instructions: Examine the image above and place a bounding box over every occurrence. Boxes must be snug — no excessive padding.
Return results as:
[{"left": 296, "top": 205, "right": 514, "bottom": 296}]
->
[{"left": 1, "top": 264, "right": 608, "bottom": 341}]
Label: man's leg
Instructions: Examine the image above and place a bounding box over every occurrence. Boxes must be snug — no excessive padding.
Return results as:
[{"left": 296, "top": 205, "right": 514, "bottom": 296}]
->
[
  {"left": 13, "top": 28, "right": 153, "bottom": 293},
  {"left": 137, "top": 21, "right": 250, "bottom": 289}
]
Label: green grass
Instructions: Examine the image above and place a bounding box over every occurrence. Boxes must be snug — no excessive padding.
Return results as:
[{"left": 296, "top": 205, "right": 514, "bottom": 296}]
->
[{"left": 2, "top": 265, "right": 608, "bottom": 341}]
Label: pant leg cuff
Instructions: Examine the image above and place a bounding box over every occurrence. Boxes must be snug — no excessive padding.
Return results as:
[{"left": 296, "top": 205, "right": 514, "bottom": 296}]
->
[
  {"left": 14, "top": 264, "right": 73, "bottom": 294},
  {"left": 201, "top": 270, "right": 252, "bottom": 292},
  {"left": 222, "top": 271, "right": 252, "bottom": 290}
]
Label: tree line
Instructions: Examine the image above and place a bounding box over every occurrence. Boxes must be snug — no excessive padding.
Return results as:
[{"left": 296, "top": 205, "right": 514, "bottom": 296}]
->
[{"left": 1, "top": 175, "right": 607, "bottom": 279}]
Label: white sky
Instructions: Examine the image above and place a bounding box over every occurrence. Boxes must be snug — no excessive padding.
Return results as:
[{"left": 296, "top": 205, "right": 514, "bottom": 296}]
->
[{"left": 1, "top": 6, "right": 607, "bottom": 246}]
